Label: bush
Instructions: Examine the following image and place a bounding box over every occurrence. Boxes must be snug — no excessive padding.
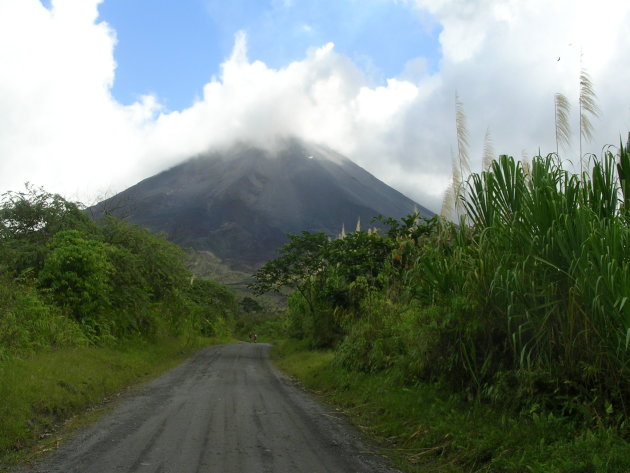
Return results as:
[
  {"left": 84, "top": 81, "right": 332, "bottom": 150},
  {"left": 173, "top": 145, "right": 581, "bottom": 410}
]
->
[
  {"left": 0, "top": 276, "right": 86, "bottom": 359},
  {"left": 38, "top": 230, "right": 113, "bottom": 323}
]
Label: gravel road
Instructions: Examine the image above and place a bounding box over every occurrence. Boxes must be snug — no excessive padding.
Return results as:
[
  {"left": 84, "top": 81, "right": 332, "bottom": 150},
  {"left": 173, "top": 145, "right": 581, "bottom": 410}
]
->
[{"left": 18, "top": 343, "right": 400, "bottom": 473}]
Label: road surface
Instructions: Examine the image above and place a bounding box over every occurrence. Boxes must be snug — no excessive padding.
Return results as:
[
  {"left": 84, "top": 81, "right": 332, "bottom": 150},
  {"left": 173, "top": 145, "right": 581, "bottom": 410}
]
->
[{"left": 18, "top": 343, "right": 400, "bottom": 473}]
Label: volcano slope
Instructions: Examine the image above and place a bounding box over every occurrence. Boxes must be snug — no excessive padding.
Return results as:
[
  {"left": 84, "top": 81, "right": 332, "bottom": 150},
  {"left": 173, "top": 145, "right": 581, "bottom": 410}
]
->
[{"left": 92, "top": 138, "right": 431, "bottom": 270}]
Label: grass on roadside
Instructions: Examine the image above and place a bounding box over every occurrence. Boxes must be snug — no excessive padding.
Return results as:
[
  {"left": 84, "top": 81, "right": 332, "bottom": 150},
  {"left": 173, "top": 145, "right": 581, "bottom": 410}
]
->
[
  {"left": 272, "top": 339, "right": 630, "bottom": 473},
  {"left": 0, "top": 335, "right": 231, "bottom": 467}
]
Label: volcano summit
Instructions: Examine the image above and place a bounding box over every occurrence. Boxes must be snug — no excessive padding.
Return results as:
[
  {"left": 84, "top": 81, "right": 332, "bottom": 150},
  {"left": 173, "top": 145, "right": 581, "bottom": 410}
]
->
[{"left": 93, "top": 138, "right": 431, "bottom": 269}]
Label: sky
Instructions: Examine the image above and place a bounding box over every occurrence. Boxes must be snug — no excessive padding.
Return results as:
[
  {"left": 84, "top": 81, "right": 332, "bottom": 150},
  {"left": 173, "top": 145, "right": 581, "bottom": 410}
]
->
[{"left": 1, "top": 0, "right": 630, "bottom": 213}]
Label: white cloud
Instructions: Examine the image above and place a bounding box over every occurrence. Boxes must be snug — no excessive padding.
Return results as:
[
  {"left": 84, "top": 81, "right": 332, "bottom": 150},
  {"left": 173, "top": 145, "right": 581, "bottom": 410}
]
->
[
  {"left": 400, "top": 0, "right": 630, "bottom": 186},
  {"left": 1, "top": 0, "right": 630, "bottom": 214},
  {"left": 0, "top": 0, "right": 151, "bottom": 202},
  {"left": 272, "top": 0, "right": 294, "bottom": 7},
  {"left": 299, "top": 23, "right": 314, "bottom": 34}
]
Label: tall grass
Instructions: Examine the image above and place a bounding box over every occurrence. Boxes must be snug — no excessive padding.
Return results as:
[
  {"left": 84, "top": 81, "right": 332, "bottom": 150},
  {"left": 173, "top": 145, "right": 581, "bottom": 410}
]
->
[
  {"left": 332, "top": 139, "right": 630, "bottom": 422},
  {"left": 456, "top": 143, "right": 630, "bottom": 414}
]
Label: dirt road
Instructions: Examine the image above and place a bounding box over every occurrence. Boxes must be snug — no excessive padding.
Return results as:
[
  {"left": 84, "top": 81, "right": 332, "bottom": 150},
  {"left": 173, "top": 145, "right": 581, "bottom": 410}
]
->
[{"left": 19, "top": 343, "right": 400, "bottom": 473}]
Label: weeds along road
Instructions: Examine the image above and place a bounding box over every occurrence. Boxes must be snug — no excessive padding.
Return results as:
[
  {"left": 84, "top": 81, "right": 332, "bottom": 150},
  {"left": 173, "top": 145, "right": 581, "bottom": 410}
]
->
[{"left": 19, "top": 343, "right": 400, "bottom": 473}]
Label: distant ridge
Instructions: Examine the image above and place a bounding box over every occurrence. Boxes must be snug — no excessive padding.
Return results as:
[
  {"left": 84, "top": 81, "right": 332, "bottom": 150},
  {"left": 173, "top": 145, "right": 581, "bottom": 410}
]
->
[{"left": 92, "top": 138, "right": 432, "bottom": 270}]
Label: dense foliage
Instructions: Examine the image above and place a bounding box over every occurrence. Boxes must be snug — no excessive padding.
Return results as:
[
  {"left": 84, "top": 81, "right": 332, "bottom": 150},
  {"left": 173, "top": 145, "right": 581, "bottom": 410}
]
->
[
  {"left": 253, "top": 142, "right": 630, "bottom": 433},
  {"left": 0, "top": 185, "right": 236, "bottom": 359}
]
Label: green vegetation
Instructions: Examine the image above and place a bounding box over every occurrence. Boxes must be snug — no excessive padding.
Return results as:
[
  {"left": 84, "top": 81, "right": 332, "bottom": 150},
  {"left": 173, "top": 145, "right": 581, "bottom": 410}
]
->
[
  {"left": 0, "top": 185, "right": 237, "bottom": 461},
  {"left": 273, "top": 341, "right": 630, "bottom": 472},
  {"left": 255, "top": 140, "right": 630, "bottom": 471},
  {"left": 0, "top": 336, "right": 228, "bottom": 464}
]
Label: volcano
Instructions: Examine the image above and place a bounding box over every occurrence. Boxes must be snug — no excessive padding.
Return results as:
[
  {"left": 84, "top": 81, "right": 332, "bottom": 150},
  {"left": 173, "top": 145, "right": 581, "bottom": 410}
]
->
[{"left": 93, "top": 138, "right": 432, "bottom": 270}]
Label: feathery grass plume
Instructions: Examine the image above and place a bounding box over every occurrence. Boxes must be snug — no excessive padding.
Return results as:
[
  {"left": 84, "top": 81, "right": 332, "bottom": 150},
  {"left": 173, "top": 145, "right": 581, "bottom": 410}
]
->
[
  {"left": 451, "top": 92, "right": 470, "bottom": 223},
  {"left": 455, "top": 92, "right": 471, "bottom": 179},
  {"left": 482, "top": 127, "right": 495, "bottom": 171},
  {"left": 521, "top": 149, "right": 529, "bottom": 163},
  {"left": 521, "top": 149, "right": 530, "bottom": 183},
  {"left": 579, "top": 67, "right": 600, "bottom": 168},
  {"left": 554, "top": 92, "right": 571, "bottom": 155},
  {"left": 522, "top": 158, "right": 531, "bottom": 185},
  {"left": 440, "top": 148, "right": 460, "bottom": 221},
  {"left": 440, "top": 183, "right": 455, "bottom": 220},
  {"left": 452, "top": 152, "right": 464, "bottom": 216},
  {"left": 452, "top": 153, "right": 462, "bottom": 188}
]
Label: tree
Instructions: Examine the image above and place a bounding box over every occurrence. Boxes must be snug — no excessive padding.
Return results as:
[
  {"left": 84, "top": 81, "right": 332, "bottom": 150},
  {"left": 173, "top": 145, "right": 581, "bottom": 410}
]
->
[
  {"left": 323, "top": 230, "right": 394, "bottom": 306},
  {"left": 249, "top": 232, "right": 329, "bottom": 317},
  {"left": 186, "top": 278, "right": 236, "bottom": 336},
  {"left": 0, "top": 184, "right": 94, "bottom": 273},
  {"left": 372, "top": 212, "right": 439, "bottom": 243},
  {"left": 240, "top": 296, "right": 263, "bottom": 313},
  {"left": 38, "top": 230, "right": 113, "bottom": 323},
  {"left": 98, "top": 217, "right": 189, "bottom": 301}
]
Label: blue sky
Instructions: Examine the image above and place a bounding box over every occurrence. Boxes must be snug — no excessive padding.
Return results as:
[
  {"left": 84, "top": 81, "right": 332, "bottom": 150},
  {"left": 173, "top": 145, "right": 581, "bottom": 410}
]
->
[
  {"left": 97, "top": 0, "right": 442, "bottom": 110},
  {"left": 1, "top": 0, "right": 629, "bottom": 212}
]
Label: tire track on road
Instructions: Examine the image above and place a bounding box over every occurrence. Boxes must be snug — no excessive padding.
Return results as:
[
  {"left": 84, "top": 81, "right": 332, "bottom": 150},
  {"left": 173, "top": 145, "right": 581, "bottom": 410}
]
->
[{"left": 15, "top": 343, "right": 400, "bottom": 473}]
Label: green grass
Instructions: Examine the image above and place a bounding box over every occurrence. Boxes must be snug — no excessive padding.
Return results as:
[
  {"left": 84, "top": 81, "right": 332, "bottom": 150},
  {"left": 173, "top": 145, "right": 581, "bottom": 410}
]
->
[
  {"left": 272, "top": 339, "right": 630, "bottom": 473},
  {"left": 0, "top": 335, "right": 232, "bottom": 467}
]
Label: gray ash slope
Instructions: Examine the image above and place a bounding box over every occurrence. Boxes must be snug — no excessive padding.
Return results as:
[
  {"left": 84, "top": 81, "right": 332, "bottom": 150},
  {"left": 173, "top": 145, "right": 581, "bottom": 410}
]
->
[{"left": 93, "top": 138, "right": 432, "bottom": 269}]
